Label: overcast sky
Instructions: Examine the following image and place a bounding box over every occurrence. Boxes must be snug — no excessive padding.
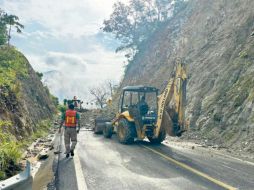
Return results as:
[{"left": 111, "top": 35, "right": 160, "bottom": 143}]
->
[{"left": 0, "top": 0, "right": 127, "bottom": 103}]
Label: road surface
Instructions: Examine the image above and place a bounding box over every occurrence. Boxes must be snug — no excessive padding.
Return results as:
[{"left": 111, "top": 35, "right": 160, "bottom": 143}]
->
[{"left": 56, "top": 129, "right": 254, "bottom": 190}]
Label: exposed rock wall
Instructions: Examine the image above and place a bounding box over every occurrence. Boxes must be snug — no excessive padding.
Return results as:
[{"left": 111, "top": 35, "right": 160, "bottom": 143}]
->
[
  {"left": 0, "top": 47, "right": 56, "bottom": 140},
  {"left": 120, "top": 0, "right": 254, "bottom": 152}
]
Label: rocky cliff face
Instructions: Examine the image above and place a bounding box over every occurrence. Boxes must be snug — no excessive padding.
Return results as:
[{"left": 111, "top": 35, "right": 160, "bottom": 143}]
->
[
  {"left": 120, "top": 0, "right": 254, "bottom": 152},
  {"left": 0, "top": 47, "right": 56, "bottom": 140}
]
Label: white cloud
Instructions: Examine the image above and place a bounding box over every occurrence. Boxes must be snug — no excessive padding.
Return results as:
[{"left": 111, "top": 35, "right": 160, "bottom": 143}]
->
[
  {"left": 0, "top": 0, "right": 128, "bottom": 104},
  {"left": 1, "top": 0, "right": 128, "bottom": 37},
  {"left": 26, "top": 47, "right": 125, "bottom": 101}
]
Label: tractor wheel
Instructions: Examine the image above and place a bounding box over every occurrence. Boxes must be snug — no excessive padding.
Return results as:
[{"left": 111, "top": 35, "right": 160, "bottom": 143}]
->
[
  {"left": 148, "top": 129, "right": 166, "bottom": 144},
  {"left": 103, "top": 122, "right": 113, "bottom": 138},
  {"left": 117, "top": 118, "right": 135, "bottom": 144}
]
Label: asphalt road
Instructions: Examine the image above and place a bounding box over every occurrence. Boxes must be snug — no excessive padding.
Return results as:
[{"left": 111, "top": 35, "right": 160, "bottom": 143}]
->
[{"left": 56, "top": 129, "right": 254, "bottom": 190}]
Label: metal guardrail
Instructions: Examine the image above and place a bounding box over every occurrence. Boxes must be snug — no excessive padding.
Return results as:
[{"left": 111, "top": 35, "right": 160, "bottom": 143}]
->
[
  {"left": 54, "top": 132, "right": 62, "bottom": 190},
  {"left": 0, "top": 161, "right": 32, "bottom": 190}
]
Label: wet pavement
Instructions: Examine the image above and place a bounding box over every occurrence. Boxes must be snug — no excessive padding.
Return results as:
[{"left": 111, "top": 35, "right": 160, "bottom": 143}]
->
[{"left": 55, "top": 129, "right": 254, "bottom": 190}]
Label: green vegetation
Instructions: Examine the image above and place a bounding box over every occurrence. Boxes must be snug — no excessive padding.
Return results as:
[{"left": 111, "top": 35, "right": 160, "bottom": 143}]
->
[
  {"left": 0, "top": 9, "right": 7, "bottom": 45},
  {"left": 32, "top": 120, "right": 52, "bottom": 139},
  {"left": 58, "top": 104, "right": 67, "bottom": 113},
  {"left": 0, "top": 47, "right": 29, "bottom": 94},
  {"left": 0, "top": 120, "right": 12, "bottom": 128},
  {"left": 223, "top": 131, "right": 234, "bottom": 142},
  {"left": 239, "top": 50, "right": 248, "bottom": 58},
  {"left": 43, "top": 85, "right": 59, "bottom": 108},
  {"left": 0, "top": 131, "right": 22, "bottom": 180},
  {"left": 50, "top": 94, "right": 59, "bottom": 108},
  {"left": 36, "top": 71, "right": 43, "bottom": 80},
  {"left": 0, "top": 119, "right": 53, "bottom": 180},
  {"left": 213, "top": 113, "right": 222, "bottom": 122}
]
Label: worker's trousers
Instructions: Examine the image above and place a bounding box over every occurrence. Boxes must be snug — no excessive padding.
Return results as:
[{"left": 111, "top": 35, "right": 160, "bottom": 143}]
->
[{"left": 64, "top": 127, "right": 77, "bottom": 154}]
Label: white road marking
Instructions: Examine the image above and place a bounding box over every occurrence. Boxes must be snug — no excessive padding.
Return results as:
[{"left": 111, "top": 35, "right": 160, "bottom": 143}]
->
[{"left": 74, "top": 149, "right": 88, "bottom": 190}]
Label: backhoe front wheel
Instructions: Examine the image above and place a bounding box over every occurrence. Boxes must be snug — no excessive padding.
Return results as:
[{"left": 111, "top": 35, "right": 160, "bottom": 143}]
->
[
  {"left": 94, "top": 124, "right": 101, "bottom": 134},
  {"left": 148, "top": 129, "right": 166, "bottom": 144},
  {"left": 103, "top": 122, "right": 113, "bottom": 138},
  {"left": 117, "top": 118, "right": 134, "bottom": 144}
]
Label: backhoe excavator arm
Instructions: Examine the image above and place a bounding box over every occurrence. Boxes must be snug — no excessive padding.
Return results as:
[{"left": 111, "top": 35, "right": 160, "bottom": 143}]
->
[{"left": 154, "top": 60, "right": 187, "bottom": 137}]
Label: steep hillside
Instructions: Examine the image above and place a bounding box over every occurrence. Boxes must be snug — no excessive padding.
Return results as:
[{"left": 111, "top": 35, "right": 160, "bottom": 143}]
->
[
  {"left": 0, "top": 46, "right": 56, "bottom": 140},
  {"left": 120, "top": 0, "right": 254, "bottom": 153}
]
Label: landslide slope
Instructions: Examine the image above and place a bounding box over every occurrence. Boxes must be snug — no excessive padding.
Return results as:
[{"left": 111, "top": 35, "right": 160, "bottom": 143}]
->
[
  {"left": 120, "top": 0, "right": 254, "bottom": 152},
  {"left": 0, "top": 46, "right": 56, "bottom": 140}
]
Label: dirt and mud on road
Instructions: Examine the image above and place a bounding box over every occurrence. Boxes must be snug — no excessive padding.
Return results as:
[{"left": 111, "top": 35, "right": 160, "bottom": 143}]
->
[{"left": 22, "top": 128, "right": 57, "bottom": 190}]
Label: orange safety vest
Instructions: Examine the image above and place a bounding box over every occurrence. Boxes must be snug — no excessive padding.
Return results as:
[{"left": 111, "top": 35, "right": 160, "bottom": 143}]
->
[{"left": 65, "top": 109, "right": 77, "bottom": 127}]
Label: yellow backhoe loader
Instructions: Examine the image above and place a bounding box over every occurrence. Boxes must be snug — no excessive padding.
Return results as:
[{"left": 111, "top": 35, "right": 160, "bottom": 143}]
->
[{"left": 102, "top": 60, "right": 188, "bottom": 144}]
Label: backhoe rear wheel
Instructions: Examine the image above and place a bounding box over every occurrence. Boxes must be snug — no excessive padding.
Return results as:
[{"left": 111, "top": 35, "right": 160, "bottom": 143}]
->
[
  {"left": 117, "top": 118, "right": 134, "bottom": 144},
  {"left": 148, "top": 129, "right": 166, "bottom": 144}
]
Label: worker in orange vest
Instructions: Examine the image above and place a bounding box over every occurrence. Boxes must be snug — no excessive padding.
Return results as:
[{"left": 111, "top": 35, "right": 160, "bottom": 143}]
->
[{"left": 59, "top": 104, "right": 80, "bottom": 158}]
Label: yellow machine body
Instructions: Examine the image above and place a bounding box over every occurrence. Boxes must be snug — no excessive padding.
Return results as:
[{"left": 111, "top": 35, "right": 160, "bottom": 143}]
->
[{"left": 112, "top": 60, "right": 187, "bottom": 142}]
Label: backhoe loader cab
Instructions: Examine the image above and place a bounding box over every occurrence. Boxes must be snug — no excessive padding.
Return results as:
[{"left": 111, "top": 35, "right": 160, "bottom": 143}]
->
[{"left": 119, "top": 86, "right": 158, "bottom": 115}]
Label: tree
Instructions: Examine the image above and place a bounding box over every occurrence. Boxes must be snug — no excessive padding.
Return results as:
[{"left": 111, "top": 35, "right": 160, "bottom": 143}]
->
[
  {"left": 89, "top": 80, "right": 119, "bottom": 108},
  {"left": 89, "top": 85, "right": 108, "bottom": 109},
  {"left": 3, "top": 14, "right": 24, "bottom": 46},
  {"left": 0, "top": 9, "right": 24, "bottom": 46},
  {"left": 36, "top": 72, "right": 43, "bottom": 80},
  {"left": 103, "top": 2, "right": 133, "bottom": 50},
  {"left": 0, "top": 9, "right": 7, "bottom": 45},
  {"left": 102, "top": 0, "right": 174, "bottom": 58}
]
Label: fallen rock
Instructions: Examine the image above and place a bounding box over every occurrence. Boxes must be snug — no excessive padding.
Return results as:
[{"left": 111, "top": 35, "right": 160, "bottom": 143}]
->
[{"left": 38, "top": 148, "right": 49, "bottom": 160}]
